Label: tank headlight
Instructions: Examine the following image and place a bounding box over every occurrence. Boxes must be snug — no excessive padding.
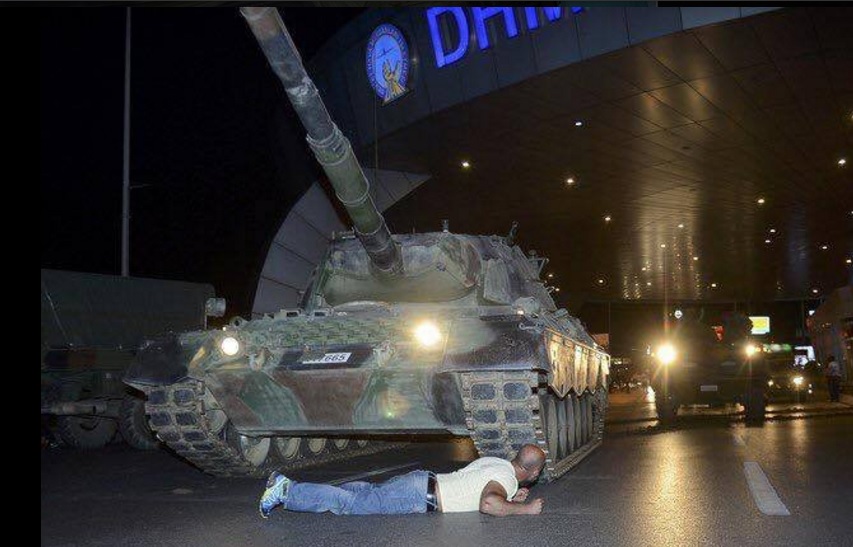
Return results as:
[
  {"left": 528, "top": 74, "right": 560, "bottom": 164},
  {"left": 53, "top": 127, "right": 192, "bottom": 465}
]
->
[
  {"left": 414, "top": 321, "right": 442, "bottom": 347},
  {"left": 792, "top": 375, "right": 804, "bottom": 387},
  {"left": 745, "top": 344, "right": 758, "bottom": 357},
  {"left": 220, "top": 336, "right": 241, "bottom": 356},
  {"left": 657, "top": 344, "right": 677, "bottom": 365}
]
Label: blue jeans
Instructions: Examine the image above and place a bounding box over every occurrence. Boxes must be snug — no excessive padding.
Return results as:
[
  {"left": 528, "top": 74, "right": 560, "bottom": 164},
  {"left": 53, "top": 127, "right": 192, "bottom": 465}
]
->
[{"left": 284, "top": 470, "right": 431, "bottom": 515}]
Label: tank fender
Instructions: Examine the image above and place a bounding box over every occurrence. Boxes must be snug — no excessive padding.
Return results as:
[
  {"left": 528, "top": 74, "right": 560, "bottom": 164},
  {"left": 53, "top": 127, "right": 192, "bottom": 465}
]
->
[
  {"left": 123, "top": 335, "right": 189, "bottom": 388},
  {"left": 440, "top": 316, "right": 549, "bottom": 373}
]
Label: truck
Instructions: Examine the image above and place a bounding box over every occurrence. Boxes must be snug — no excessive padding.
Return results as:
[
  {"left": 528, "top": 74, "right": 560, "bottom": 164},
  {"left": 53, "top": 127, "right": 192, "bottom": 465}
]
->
[
  {"left": 41, "top": 269, "right": 223, "bottom": 448},
  {"left": 650, "top": 310, "right": 768, "bottom": 424}
]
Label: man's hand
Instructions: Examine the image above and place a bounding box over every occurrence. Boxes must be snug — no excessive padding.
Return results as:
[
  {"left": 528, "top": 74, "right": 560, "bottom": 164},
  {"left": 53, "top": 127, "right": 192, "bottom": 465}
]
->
[
  {"left": 524, "top": 498, "right": 544, "bottom": 515},
  {"left": 480, "top": 482, "right": 544, "bottom": 516}
]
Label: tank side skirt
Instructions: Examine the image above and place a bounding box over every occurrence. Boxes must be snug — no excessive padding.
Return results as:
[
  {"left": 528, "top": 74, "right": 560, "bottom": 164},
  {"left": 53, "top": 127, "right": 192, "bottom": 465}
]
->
[{"left": 143, "top": 379, "right": 401, "bottom": 477}]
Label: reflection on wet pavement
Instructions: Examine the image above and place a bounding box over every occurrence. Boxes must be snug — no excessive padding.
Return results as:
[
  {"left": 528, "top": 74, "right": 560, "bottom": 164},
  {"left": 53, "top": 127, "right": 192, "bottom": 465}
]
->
[{"left": 605, "top": 385, "right": 853, "bottom": 436}]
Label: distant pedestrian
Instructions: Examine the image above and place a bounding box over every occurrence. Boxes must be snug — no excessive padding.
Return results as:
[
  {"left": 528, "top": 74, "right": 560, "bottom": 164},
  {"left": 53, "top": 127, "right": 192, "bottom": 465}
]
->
[{"left": 825, "top": 355, "right": 842, "bottom": 402}]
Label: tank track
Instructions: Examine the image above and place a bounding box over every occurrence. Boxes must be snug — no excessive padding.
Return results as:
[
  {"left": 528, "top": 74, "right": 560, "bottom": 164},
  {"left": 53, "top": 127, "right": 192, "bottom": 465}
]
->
[
  {"left": 461, "top": 371, "right": 606, "bottom": 481},
  {"left": 144, "top": 379, "right": 401, "bottom": 478}
]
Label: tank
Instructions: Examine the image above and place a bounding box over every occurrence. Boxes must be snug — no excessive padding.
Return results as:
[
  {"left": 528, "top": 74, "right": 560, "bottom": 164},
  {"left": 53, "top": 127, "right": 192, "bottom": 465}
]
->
[{"left": 124, "top": 6, "right": 610, "bottom": 480}]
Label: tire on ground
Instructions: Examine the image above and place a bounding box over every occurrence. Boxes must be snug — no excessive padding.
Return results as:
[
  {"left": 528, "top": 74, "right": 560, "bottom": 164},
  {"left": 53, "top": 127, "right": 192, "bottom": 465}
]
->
[
  {"left": 745, "top": 384, "right": 766, "bottom": 425},
  {"left": 119, "top": 394, "right": 160, "bottom": 450},
  {"left": 57, "top": 415, "right": 117, "bottom": 449},
  {"left": 655, "top": 390, "right": 678, "bottom": 423}
]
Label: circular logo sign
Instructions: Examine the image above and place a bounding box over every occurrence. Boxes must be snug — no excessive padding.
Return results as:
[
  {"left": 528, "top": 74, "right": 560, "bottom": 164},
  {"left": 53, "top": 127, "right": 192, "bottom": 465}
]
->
[{"left": 365, "top": 24, "right": 410, "bottom": 104}]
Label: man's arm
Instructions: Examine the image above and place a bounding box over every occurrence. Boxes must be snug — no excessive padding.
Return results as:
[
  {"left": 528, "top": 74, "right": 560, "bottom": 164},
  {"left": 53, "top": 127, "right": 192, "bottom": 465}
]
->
[{"left": 479, "top": 481, "right": 543, "bottom": 517}]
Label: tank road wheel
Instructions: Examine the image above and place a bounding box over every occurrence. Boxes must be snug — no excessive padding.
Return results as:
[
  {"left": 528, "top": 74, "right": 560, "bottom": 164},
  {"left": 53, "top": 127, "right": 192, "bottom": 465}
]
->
[
  {"left": 119, "top": 394, "right": 159, "bottom": 450},
  {"left": 538, "top": 391, "right": 560, "bottom": 460},
  {"left": 583, "top": 393, "right": 594, "bottom": 443},
  {"left": 223, "top": 422, "right": 271, "bottom": 468},
  {"left": 556, "top": 395, "right": 569, "bottom": 459},
  {"left": 332, "top": 438, "right": 351, "bottom": 452},
  {"left": 564, "top": 395, "right": 577, "bottom": 454},
  {"left": 273, "top": 437, "right": 302, "bottom": 463},
  {"left": 303, "top": 437, "right": 329, "bottom": 457},
  {"left": 571, "top": 393, "right": 583, "bottom": 449},
  {"left": 57, "top": 415, "right": 117, "bottom": 449}
]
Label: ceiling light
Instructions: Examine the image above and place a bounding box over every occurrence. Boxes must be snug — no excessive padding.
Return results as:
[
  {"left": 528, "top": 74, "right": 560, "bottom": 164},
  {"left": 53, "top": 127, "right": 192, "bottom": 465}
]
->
[
  {"left": 821, "top": 245, "right": 829, "bottom": 250},
  {"left": 711, "top": 283, "right": 718, "bottom": 288},
  {"left": 660, "top": 244, "right": 666, "bottom": 248},
  {"left": 693, "top": 256, "right": 699, "bottom": 261},
  {"left": 678, "top": 223, "right": 684, "bottom": 229},
  {"left": 461, "top": 160, "right": 471, "bottom": 168},
  {"left": 547, "top": 273, "right": 554, "bottom": 279},
  {"left": 641, "top": 267, "right": 646, "bottom": 271},
  {"left": 769, "top": 228, "right": 776, "bottom": 234},
  {"left": 604, "top": 215, "right": 611, "bottom": 222},
  {"left": 646, "top": 281, "right": 652, "bottom": 286},
  {"left": 846, "top": 258, "right": 852, "bottom": 264},
  {"left": 757, "top": 197, "right": 765, "bottom": 204},
  {"left": 574, "top": 120, "right": 583, "bottom": 127},
  {"left": 566, "top": 177, "right": 575, "bottom": 185},
  {"left": 812, "top": 288, "right": 819, "bottom": 294},
  {"left": 765, "top": 239, "right": 771, "bottom": 244},
  {"left": 555, "top": 287, "right": 560, "bottom": 292},
  {"left": 839, "top": 158, "right": 847, "bottom": 166},
  {"left": 598, "top": 278, "right": 605, "bottom": 285}
]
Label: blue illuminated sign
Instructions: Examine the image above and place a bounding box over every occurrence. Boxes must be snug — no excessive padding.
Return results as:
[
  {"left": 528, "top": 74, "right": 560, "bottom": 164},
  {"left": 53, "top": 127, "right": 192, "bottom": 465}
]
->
[
  {"left": 427, "top": 6, "right": 584, "bottom": 68},
  {"left": 365, "top": 24, "right": 411, "bottom": 103}
]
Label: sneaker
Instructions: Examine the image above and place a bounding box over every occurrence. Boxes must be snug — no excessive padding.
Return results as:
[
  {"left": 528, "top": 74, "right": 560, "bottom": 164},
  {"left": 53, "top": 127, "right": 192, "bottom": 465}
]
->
[{"left": 259, "top": 471, "right": 291, "bottom": 518}]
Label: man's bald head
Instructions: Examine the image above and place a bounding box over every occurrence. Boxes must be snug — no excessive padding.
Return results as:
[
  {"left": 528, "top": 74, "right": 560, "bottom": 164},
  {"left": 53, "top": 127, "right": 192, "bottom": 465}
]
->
[{"left": 511, "top": 444, "right": 546, "bottom": 484}]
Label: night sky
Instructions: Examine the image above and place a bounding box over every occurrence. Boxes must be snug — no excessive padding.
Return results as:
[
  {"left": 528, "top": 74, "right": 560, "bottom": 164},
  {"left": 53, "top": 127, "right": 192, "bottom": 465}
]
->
[{"left": 41, "top": 7, "right": 363, "bottom": 318}]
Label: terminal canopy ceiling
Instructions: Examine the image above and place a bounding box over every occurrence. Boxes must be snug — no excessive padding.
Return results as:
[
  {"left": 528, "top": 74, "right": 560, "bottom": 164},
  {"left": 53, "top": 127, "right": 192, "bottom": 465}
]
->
[{"left": 371, "top": 7, "right": 852, "bottom": 303}]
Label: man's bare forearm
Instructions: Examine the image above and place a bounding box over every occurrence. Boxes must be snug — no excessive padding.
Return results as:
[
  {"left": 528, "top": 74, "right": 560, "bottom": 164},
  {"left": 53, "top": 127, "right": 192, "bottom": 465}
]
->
[{"left": 479, "top": 494, "right": 540, "bottom": 517}]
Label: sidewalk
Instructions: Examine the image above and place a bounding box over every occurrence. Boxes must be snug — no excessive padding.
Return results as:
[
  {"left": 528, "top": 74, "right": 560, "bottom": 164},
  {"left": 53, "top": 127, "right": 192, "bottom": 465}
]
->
[{"left": 841, "top": 383, "right": 853, "bottom": 406}]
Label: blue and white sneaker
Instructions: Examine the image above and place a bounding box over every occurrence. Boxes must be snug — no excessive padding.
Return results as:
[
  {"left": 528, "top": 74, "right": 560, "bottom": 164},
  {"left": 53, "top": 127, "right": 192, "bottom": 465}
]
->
[{"left": 259, "top": 471, "right": 291, "bottom": 518}]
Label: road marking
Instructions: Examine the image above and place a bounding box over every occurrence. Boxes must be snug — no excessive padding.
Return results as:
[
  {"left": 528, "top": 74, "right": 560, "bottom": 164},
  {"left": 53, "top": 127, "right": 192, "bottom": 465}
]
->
[
  {"left": 327, "top": 462, "right": 421, "bottom": 486},
  {"left": 743, "top": 462, "right": 790, "bottom": 516},
  {"left": 733, "top": 433, "right": 746, "bottom": 446}
]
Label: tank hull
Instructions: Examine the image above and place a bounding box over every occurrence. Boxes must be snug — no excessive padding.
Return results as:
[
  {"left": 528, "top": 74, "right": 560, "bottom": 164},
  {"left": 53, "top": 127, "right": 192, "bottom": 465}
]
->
[{"left": 126, "top": 312, "right": 608, "bottom": 479}]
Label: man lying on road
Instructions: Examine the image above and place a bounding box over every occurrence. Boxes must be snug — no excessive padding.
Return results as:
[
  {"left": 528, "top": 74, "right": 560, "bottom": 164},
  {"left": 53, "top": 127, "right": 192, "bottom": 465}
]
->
[{"left": 259, "top": 443, "right": 546, "bottom": 517}]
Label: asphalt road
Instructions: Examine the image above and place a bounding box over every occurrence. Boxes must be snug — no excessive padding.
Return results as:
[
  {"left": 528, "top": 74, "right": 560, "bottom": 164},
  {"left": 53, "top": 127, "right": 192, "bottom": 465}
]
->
[{"left": 42, "top": 395, "right": 853, "bottom": 547}]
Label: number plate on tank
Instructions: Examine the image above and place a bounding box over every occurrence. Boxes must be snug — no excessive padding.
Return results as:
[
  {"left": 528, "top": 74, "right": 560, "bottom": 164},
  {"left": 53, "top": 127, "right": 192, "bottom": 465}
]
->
[
  {"left": 301, "top": 352, "right": 352, "bottom": 364},
  {"left": 700, "top": 384, "right": 718, "bottom": 392}
]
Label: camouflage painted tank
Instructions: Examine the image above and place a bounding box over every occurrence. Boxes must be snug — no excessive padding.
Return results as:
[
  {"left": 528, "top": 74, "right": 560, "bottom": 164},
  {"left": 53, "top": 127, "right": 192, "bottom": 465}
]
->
[{"left": 124, "top": 6, "right": 610, "bottom": 480}]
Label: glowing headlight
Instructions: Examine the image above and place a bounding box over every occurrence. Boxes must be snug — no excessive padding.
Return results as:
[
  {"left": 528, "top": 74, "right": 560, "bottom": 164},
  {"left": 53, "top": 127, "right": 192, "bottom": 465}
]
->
[
  {"left": 792, "top": 375, "right": 804, "bottom": 387},
  {"left": 414, "top": 321, "right": 442, "bottom": 347},
  {"left": 220, "top": 336, "right": 240, "bottom": 356},
  {"left": 657, "top": 344, "right": 677, "bottom": 365},
  {"left": 745, "top": 344, "right": 758, "bottom": 357}
]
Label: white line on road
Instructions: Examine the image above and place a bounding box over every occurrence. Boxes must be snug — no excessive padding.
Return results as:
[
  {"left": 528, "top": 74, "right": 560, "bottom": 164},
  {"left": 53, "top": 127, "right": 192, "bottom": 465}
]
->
[
  {"left": 733, "top": 433, "right": 746, "bottom": 446},
  {"left": 743, "top": 461, "right": 790, "bottom": 516},
  {"left": 327, "top": 462, "right": 421, "bottom": 486}
]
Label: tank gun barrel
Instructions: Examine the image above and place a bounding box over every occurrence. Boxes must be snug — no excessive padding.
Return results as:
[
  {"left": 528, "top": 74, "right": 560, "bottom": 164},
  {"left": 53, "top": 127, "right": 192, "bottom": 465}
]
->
[{"left": 240, "top": 6, "right": 403, "bottom": 275}]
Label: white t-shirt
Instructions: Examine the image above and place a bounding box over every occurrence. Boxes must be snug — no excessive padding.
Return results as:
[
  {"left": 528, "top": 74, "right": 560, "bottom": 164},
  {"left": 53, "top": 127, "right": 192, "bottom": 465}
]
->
[{"left": 435, "top": 457, "right": 518, "bottom": 513}]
